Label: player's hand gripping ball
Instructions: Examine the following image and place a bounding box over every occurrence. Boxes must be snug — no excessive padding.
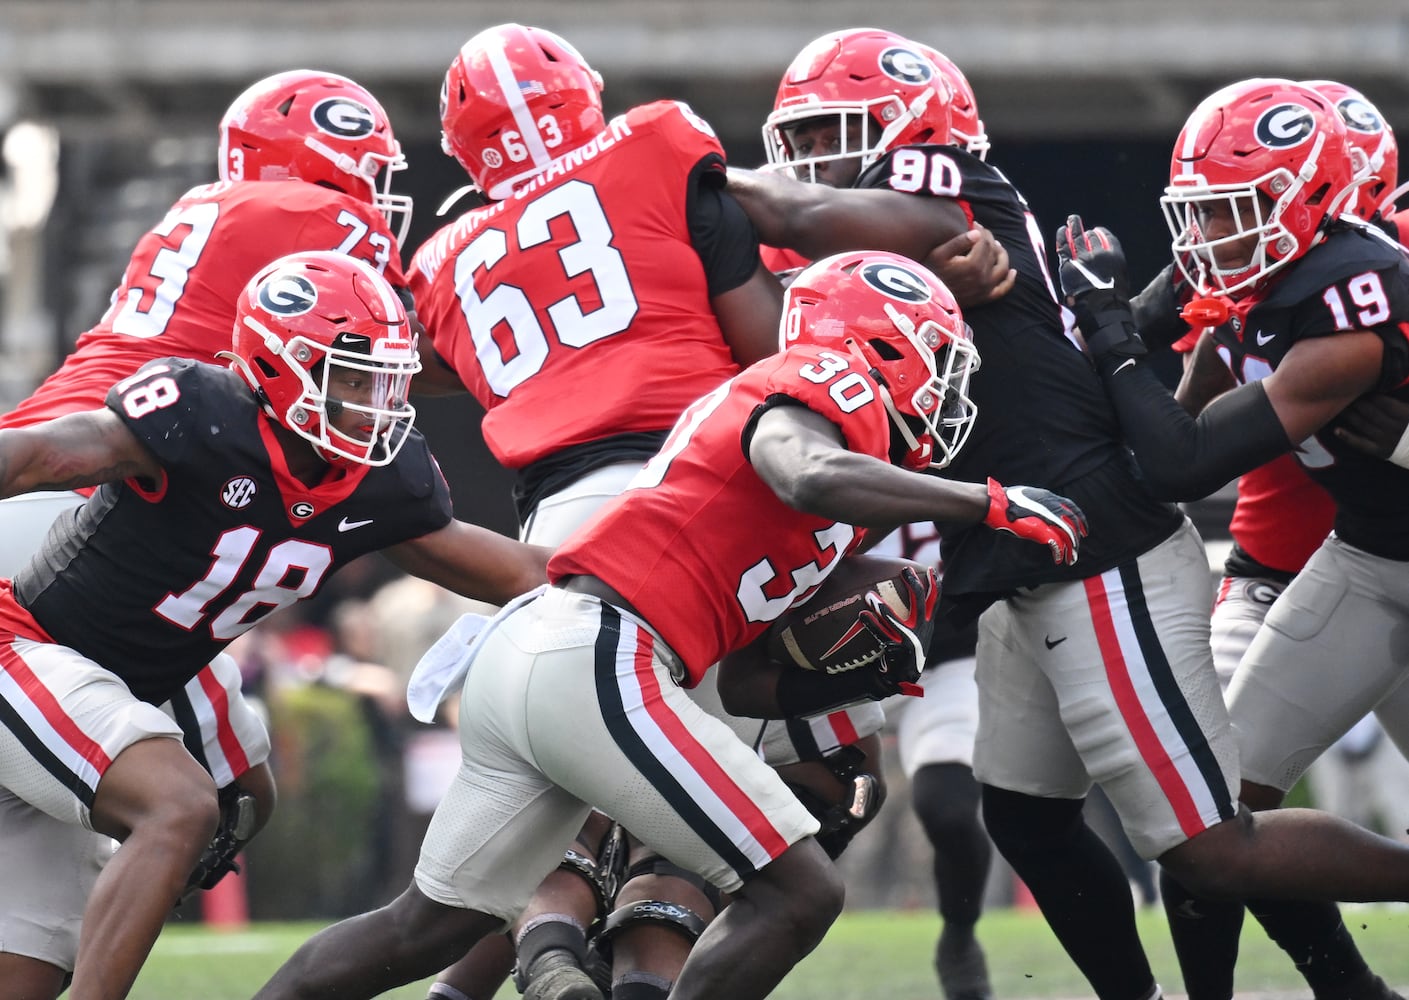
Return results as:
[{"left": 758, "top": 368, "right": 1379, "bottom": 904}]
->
[{"left": 767, "top": 555, "right": 938, "bottom": 695}]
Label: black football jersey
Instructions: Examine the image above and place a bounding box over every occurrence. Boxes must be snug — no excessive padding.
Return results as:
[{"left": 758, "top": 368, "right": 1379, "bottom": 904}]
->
[
  {"left": 13, "top": 359, "right": 453, "bottom": 703},
  {"left": 857, "top": 146, "right": 1182, "bottom": 597},
  {"left": 1213, "top": 224, "right": 1409, "bottom": 560}
]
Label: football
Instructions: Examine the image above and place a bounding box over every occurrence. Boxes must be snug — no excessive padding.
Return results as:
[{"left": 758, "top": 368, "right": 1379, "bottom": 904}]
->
[{"left": 766, "top": 554, "right": 934, "bottom": 675}]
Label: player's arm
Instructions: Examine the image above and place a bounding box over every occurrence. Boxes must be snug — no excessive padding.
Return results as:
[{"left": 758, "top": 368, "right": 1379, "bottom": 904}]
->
[
  {"left": 1173, "top": 329, "right": 1237, "bottom": 416},
  {"left": 382, "top": 521, "right": 550, "bottom": 605},
  {"left": 182, "top": 761, "right": 276, "bottom": 898},
  {"left": 748, "top": 403, "right": 986, "bottom": 528},
  {"left": 0, "top": 409, "right": 161, "bottom": 497},
  {"left": 726, "top": 167, "right": 970, "bottom": 272},
  {"left": 688, "top": 172, "right": 785, "bottom": 367},
  {"left": 747, "top": 403, "right": 1085, "bottom": 563},
  {"left": 711, "top": 264, "right": 785, "bottom": 367}
]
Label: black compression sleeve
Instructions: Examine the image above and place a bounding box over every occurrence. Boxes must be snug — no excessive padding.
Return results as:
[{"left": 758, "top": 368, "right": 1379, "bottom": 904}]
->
[
  {"left": 1097, "top": 355, "right": 1293, "bottom": 501},
  {"left": 775, "top": 668, "right": 879, "bottom": 717}
]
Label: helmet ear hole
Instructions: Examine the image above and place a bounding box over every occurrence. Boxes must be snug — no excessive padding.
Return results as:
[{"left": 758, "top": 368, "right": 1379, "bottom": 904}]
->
[{"left": 866, "top": 337, "right": 904, "bottom": 361}]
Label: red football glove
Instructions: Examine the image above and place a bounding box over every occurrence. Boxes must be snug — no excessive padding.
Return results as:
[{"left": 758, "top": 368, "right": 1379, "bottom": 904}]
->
[
  {"left": 856, "top": 565, "right": 939, "bottom": 699},
  {"left": 984, "top": 478, "right": 1088, "bottom": 565}
]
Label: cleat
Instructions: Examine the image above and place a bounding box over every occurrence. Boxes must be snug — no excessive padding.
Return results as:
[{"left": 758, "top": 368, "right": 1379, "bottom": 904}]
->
[
  {"left": 520, "top": 950, "right": 605, "bottom": 1000},
  {"left": 1317, "top": 972, "right": 1407, "bottom": 1000},
  {"left": 936, "top": 925, "right": 993, "bottom": 1000}
]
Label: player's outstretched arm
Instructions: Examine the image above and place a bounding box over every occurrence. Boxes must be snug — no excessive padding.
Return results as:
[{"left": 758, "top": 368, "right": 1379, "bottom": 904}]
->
[
  {"left": 383, "top": 522, "right": 550, "bottom": 606},
  {"left": 725, "top": 166, "right": 970, "bottom": 267},
  {"left": 748, "top": 405, "right": 1085, "bottom": 563},
  {"left": 0, "top": 409, "right": 159, "bottom": 497}
]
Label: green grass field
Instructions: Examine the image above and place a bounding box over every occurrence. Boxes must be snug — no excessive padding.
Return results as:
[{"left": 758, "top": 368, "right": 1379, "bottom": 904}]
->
[{"left": 134, "top": 903, "right": 1409, "bottom": 999}]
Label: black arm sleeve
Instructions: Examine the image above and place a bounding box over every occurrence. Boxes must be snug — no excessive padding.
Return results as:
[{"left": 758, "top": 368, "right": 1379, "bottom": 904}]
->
[
  {"left": 1097, "top": 355, "right": 1293, "bottom": 502},
  {"left": 686, "top": 161, "right": 763, "bottom": 296},
  {"left": 775, "top": 667, "right": 884, "bottom": 717}
]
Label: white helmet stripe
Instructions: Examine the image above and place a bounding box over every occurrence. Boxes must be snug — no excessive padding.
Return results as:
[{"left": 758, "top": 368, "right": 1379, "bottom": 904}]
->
[
  {"left": 486, "top": 40, "right": 553, "bottom": 169},
  {"left": 1176, "top": 109, "right": 1209, "bottom": 176}
]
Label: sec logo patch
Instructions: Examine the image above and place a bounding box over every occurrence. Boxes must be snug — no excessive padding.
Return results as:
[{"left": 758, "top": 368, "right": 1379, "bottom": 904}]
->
[{"left": 221, "top": 477, "right": 257, "bottom": 509}]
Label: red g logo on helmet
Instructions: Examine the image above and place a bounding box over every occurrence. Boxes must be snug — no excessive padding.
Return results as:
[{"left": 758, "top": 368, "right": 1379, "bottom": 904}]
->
[{"left": 1254, "top": 104, "right": 1317, "bottom": 149}]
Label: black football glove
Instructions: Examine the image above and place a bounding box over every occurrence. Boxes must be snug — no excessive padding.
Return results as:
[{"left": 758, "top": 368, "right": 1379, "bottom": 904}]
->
[
  {"left": 856, "top": 566, "right": 939, "bottom": 699},
  {"left": 1055, "top": 214, "right": 1146, "bottom": 361},
  {"left": 183, "top": 784, "right": 257, "bottom": 898},
  {"left": 984, "top": 478, "right": 1088, "bottom": 566}
]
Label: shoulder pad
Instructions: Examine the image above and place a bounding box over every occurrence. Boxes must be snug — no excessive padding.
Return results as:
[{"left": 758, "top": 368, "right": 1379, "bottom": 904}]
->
[
  {"left": 627, "top": 100, "right": 724, "bottom": 161},
  {"left": 105, "top": 360, "right": 256, "bottom": 466},
  {"left": 388, "top": 427, "right": 446, "bottom": 501},
  {"left": 1260, "top": 225, "right": 1408, "bottom": 309}
]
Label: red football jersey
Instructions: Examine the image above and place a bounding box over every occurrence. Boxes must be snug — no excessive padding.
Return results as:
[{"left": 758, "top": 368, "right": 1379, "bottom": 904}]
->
[
  {"left": 760, "top": 245, "right": 812, "bottom": 275},
  {"left": 1228, "top": 454, "right": 1335, "bottom": 574},
  {"left": 1, "top": 179, "right": 404, "bottom": 429},
  {"left": 549, "top": 344, "right": 892, "bottom": 685},
  {"left": 408, "top": 101, "right": 742, "bottom": 469},
  {"left": 1170, "top": 318, "right": 1334, "bottom": 574}
]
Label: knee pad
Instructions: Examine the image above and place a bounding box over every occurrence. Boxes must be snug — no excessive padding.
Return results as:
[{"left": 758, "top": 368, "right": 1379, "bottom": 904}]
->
[
  {"left": 555, "top": 818, "right": 627, "bottom": 923},
  {"left": 557, "top": 848, "right": 609, "bottom": 922},
  {"left": 618, "top": 856, "right": 721, "bottom": 913},
  {"left": 588, "top": 856, "right": 716, "bottom": 965},
  {"left": 593, "top": 897, "right": 711, "bottom": 954}
]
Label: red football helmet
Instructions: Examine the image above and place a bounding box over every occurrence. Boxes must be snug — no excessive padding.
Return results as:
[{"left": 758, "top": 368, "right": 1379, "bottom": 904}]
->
[
  {"left": 218, "top": 70, "right": 412, "bottom": 245},
  {"left": 781, "top": 250, "right": 979, "bottom": 470},
  {"left": 763, "top": 28, "right": 952, "bottom": 181},
  {"left": 440, "top": 23, "right": 606, "bottom": 201},
  {"left": 911, "top": 43, "right": 989, "bottom": 160},
  {"left": 1162, "top": 78, "right": 1355, "bottom": 298},
  {"left": 1302, "top": 80, "right": 1398, "bottom": 221},
  {"left": 221, "top": 251, "right": 420, "bottom": 468}
]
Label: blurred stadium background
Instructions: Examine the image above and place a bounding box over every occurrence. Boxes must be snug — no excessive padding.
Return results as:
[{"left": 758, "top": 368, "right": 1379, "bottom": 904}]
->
[{"left": 1, "top": 0, "right": 1407, "bottom": 920}]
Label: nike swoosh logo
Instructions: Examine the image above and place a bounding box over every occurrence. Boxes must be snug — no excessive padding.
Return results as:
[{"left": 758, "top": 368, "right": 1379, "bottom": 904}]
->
[
  {"left": 1071, "top": 259, "right": 1115, "bottom": 290},
  {"left": 1113, "top": 358, "right": 1138, "bottom": 375},
  {"left": 338, "top": 517, "right": 374, "bottom": 532},
  {"left": 1044, "top": 635, "right": 1067, "bottom": 650},
  {"left": 1255, "top": 330, "right": 1275, "bottom": 346}
]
